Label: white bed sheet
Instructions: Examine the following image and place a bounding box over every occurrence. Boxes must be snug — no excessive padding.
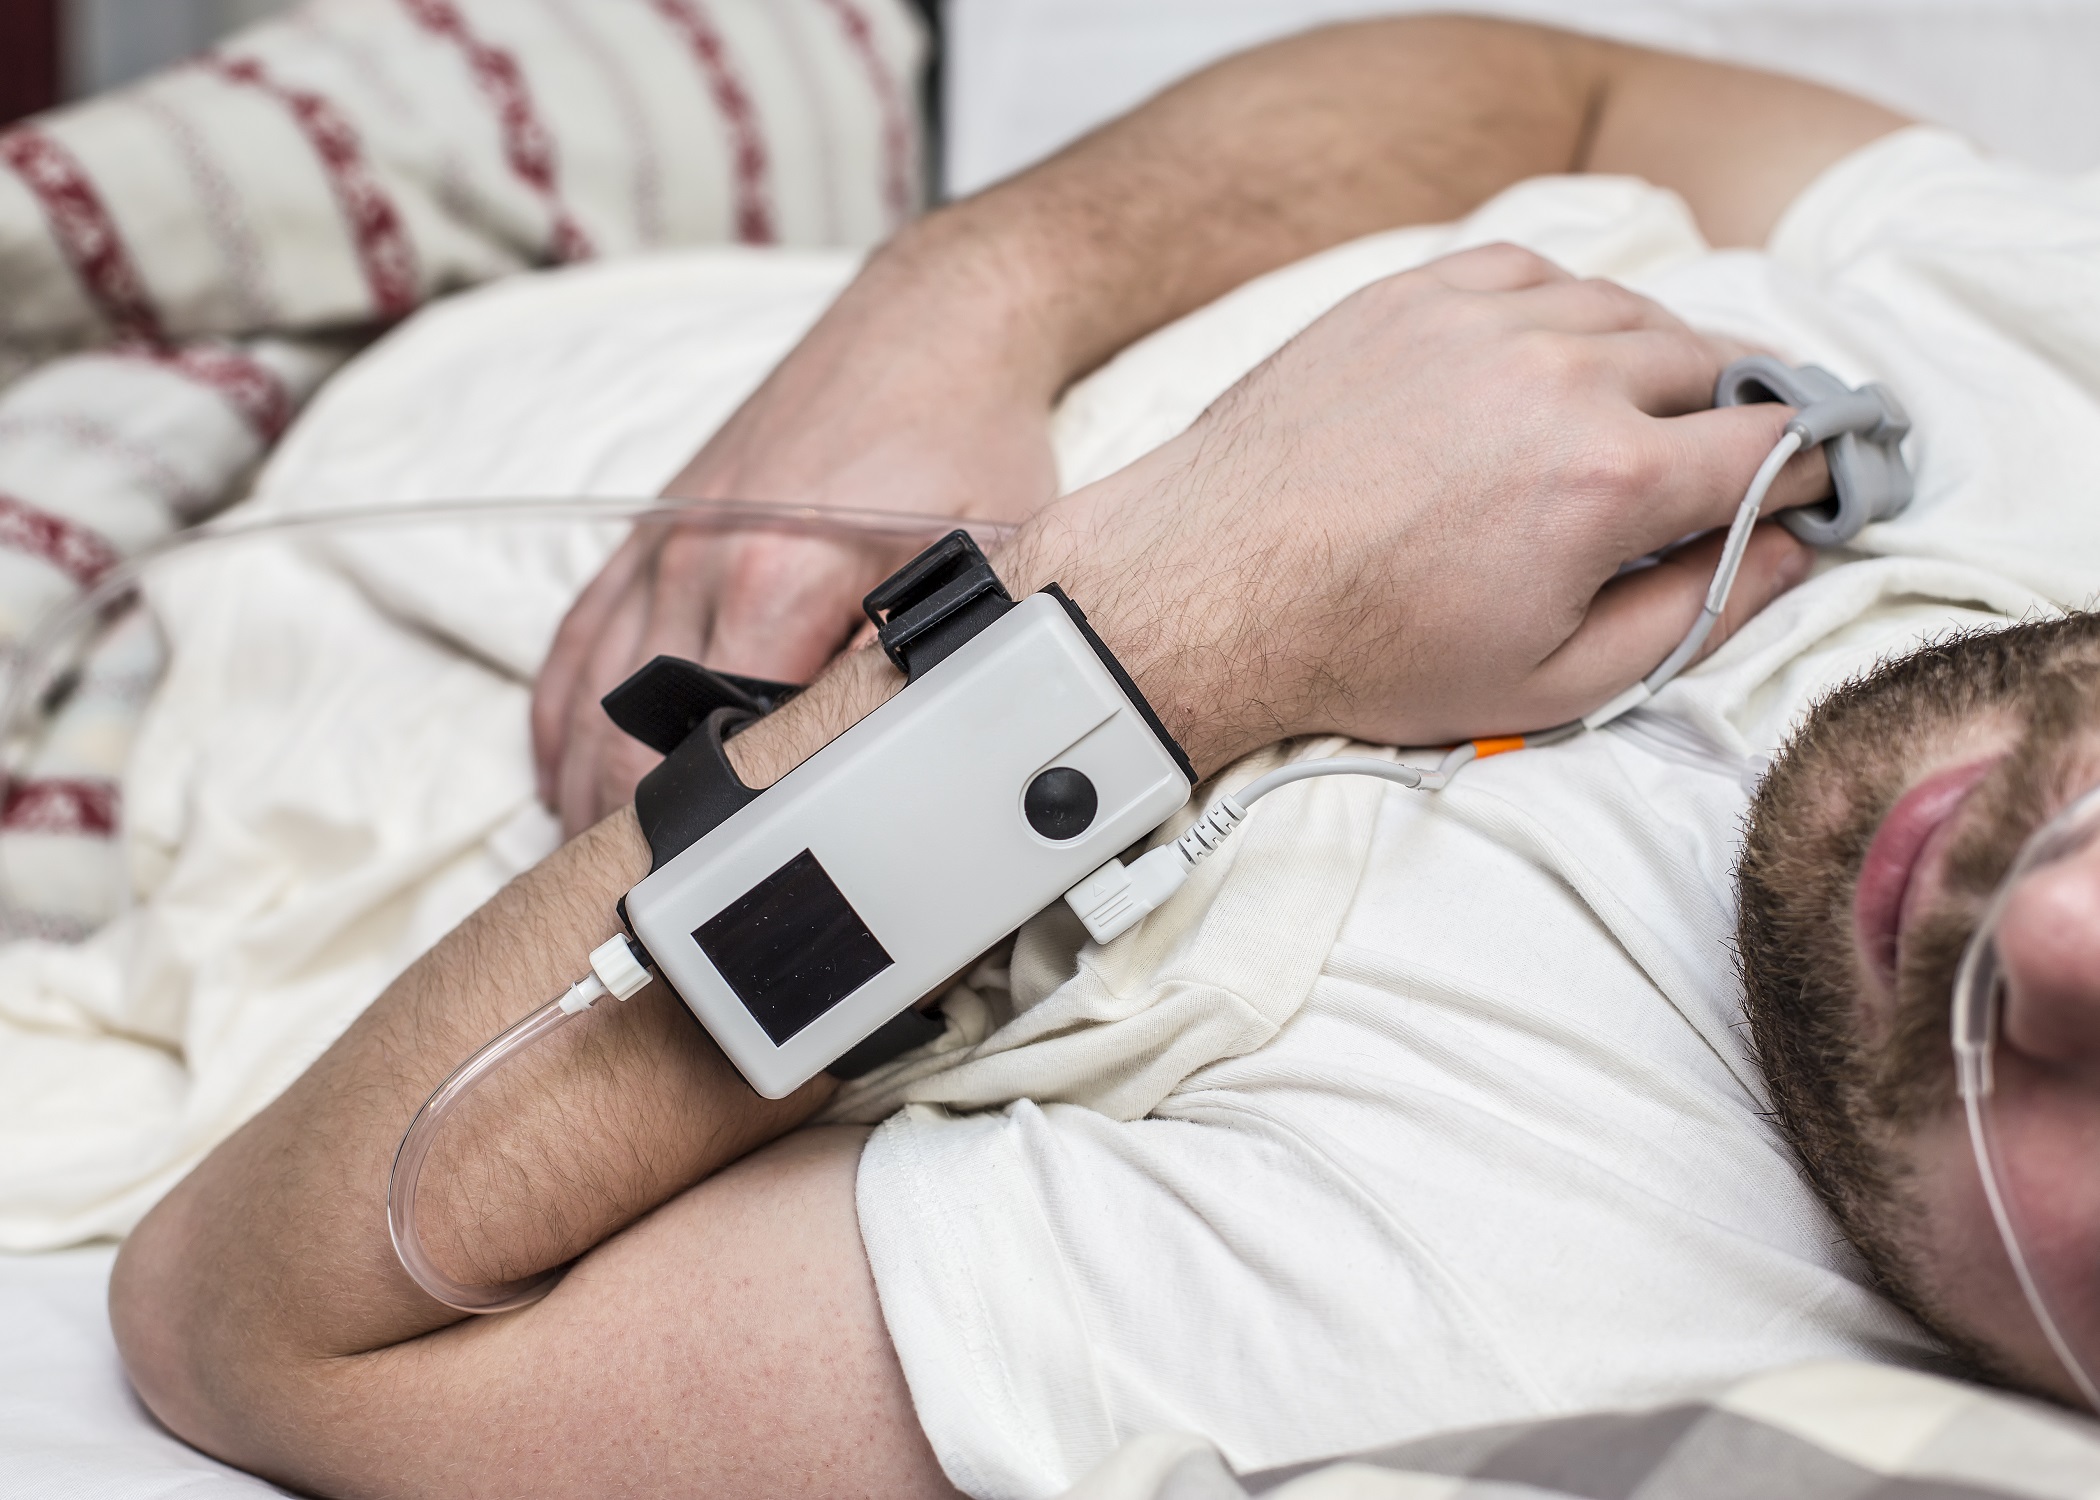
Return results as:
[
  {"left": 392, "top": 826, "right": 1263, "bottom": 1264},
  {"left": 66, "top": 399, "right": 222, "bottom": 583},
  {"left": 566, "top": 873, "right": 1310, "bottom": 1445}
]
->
[
  {"left": 943, "top": 0, "right": 2100, "bottom": 195},
  {"left": 0, "top": 1249, "right": 285, "bottom": 1499}
]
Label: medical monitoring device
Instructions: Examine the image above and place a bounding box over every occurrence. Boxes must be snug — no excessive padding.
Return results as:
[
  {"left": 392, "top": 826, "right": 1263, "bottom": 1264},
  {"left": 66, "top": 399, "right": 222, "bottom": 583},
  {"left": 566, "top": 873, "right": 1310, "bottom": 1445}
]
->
[
  {"left": 384, "top": 357, "right": 1916, "bottom": 1313},
  {"left": 616, "top": 538, "right": 1196, "bottom": 1099}
]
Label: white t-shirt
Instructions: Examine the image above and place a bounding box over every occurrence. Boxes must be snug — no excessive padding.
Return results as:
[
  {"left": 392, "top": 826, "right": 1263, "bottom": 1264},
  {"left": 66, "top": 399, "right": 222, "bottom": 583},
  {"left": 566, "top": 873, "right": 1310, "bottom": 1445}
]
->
[{"left": 852, "top": 128, "right": 2100, "bottom": 1499}]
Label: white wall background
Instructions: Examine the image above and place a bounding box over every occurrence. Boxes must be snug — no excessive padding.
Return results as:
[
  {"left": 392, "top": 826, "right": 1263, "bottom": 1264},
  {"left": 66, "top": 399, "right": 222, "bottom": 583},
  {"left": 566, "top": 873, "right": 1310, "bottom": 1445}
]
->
[
  {"left": 53, "top": 1, "right": 2100, "bottom": 199},
  {"left": 65, "top": 0, "right": 296, "bottom": 99},
  {"left": 943, "top": 0, "right": 2100, "bottom": 194}
]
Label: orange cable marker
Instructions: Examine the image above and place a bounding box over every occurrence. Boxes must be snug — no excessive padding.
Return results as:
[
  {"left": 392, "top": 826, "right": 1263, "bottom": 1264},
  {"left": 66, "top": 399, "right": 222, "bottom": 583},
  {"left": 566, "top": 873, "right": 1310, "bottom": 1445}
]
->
[{"left": 1469, "top": 736, "right": 1526, "bottom": 759}]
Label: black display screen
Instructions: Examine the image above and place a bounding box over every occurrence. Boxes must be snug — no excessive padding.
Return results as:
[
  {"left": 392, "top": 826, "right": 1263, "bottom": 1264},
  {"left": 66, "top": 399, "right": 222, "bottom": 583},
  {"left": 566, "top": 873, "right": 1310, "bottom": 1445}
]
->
[{"left": 694, "top": 849, "right": 895, "bottom": 1045}]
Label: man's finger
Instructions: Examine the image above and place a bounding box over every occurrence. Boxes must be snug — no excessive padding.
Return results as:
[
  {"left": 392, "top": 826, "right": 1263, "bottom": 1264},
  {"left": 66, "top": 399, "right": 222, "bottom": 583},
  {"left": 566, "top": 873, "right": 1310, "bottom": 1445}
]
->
[
  {"left": 1511, "top": 278, "right": 1689, "bottom": 338},
  {"left": 1619, "top": 402, "right": 1833, "bottom": 555},
  {"left": 557, "top": 577, "right": 656, "bottom": 837},
  {"left": 1535, "top": 522, "right": 1814, "bottom": 721},
  {"left": 1421, "top": 241, "right": 1572, "bottom": 292},
  {"left": 700, "top": 536, "right": 886, "bottom": 685},
  {"left": 636, "top": 525, "right": 734, "bottom": 671},
  {"left": 532, "top": 528, "right": 654, "bottom": 804},
  {"left": 1589, "top": 328, "right": 1731, "bottom": 418}
]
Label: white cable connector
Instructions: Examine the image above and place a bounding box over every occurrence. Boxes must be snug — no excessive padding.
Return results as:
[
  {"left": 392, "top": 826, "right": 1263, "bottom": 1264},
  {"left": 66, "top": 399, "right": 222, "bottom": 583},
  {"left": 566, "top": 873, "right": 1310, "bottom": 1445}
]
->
[
  {"left": 1065, "top": 795, "right": 1248, "bottom": 943},
  {"left": 558, "top": 974, "right": 608, "bottom": 1015},
  {"left": 556, "top": 935, "right": 654, "bottom": 1014},
  {"left": 1064, "top": 757, "right": 1434, "bottom": 943}
]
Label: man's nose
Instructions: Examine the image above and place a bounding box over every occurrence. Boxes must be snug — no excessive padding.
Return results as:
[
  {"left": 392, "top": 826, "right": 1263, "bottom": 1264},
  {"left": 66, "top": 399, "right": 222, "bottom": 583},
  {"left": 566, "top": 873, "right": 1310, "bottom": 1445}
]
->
[{"left": 1999, "top": 841, "right": 2100, "bottom": 1065}]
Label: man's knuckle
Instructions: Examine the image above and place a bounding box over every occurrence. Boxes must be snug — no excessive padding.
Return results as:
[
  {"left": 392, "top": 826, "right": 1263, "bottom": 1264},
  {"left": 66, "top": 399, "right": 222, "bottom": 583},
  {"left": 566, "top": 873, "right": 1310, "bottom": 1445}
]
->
[
  {"left": 1573, "top": 432, "right": 1661, "bottom": 496},
  {"left": 1511, "top": 329, "right": 1591, "bottom": 387}
]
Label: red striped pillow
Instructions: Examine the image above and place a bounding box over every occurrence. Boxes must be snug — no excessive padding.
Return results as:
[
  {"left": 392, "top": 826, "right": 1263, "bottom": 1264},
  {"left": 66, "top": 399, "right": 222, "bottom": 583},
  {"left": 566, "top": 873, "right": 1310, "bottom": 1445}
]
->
[
  {"left": 0, "top": 0, "right": 925, "bottom": 937},
  {"left": 0, "top": 0, "right": 924, "bottom": 357}
]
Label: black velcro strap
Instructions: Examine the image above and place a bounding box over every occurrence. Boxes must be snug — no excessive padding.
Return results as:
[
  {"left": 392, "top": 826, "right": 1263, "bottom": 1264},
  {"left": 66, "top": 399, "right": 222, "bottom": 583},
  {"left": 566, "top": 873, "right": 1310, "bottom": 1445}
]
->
[
  {"left": 828, "top": 1004, "right": 946, "bottom": 1079},
  {"left": 630, "top": 705, "right": 760, "bottom": 870},
  {"left": 607, "top": 656, "right": 945, "bottom": 1083},
  {"left": 862, "top": 530, "right": 1013, "bottom": 681},
  {"left": 602, "top": 656, "right": 800, "bottom": 756}
]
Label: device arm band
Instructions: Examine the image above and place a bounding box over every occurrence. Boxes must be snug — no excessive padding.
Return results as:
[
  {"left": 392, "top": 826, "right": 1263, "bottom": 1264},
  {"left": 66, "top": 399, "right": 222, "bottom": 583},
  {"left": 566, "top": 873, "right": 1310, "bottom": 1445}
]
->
[{"left": 630, "top": 705, "right": 761, "bottom": 872}]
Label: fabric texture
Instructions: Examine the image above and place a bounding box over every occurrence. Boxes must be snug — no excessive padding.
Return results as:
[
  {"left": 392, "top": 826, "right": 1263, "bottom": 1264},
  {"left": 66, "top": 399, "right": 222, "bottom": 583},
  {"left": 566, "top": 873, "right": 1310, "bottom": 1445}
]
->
[
  {"left": 1061, "top": 1361, "right": 2100, "bottom": 1500},
  {"left": 0, "top": 0, "right": 922, "bottom": 359},
  {"left": 0, "top": 0, "right": 925, "bottom": 939}
]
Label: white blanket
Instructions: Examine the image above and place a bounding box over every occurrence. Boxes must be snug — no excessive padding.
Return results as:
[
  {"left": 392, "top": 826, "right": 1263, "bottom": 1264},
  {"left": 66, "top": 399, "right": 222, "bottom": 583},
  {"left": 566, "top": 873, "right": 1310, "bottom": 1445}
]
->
[{"left": 0, "top": 183, "right": 1702, "bottom": 1245}]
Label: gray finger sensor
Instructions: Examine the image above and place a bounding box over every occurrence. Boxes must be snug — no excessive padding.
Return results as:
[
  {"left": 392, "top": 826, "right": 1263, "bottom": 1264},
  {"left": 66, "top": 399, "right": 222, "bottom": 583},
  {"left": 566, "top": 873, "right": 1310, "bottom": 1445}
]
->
[{"left": 1714, "top": 355, "right": 1912, "bottom": 546}]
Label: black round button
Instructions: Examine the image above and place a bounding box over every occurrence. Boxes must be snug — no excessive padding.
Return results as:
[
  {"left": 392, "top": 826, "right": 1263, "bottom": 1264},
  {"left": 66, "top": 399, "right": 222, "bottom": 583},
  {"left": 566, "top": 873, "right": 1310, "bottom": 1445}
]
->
[{"left": 1024, "top": 767, "right": 1098, "bottom": 840}]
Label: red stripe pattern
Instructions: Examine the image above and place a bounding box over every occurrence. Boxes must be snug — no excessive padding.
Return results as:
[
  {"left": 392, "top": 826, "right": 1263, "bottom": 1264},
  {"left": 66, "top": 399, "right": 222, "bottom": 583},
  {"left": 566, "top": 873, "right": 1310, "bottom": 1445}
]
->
[
  {"left": 209, "top": 55, "right": 419, "bottom": 322},
  {"left": 0, "top": 492, "right": 121, "bottom": 589},
  {"left": 399, "top": 0, "right": 593, "bottom": 262},
  {"left": 648, "top": 0, "right": 775, "bottom": 244},
  {"left": 122, "top": 343, "right": 294, "bottom": 443},
  {"left": 816, "top": 0, "right": 911, "bottom": 230},
  {"left": 0, "top": 127, "right": 165, "bottom": 345},
  {"left": 1, "top": 777, "right": 119, "bottom": 837}
]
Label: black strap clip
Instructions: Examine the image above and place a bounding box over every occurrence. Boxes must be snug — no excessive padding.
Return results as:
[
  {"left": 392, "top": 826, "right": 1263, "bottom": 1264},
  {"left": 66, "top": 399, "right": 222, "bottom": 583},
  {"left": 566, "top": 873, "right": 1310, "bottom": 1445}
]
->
[
  {"left": 862, "top": 529, "right": 1013, "bottom": 682},
  {"left": 601, "top": 657, "right": 801, "bottom": 757},
  {"left": 601, "top": 658, "right": 801, "bottom": 871},
  {"left": 600, "top": 657, "right": 943, "bottom": 1080}
]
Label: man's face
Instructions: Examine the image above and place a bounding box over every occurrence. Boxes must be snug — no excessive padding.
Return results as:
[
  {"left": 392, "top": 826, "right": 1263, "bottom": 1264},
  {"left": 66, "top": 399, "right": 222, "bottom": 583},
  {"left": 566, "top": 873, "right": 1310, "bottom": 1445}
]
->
[{"left": 1738, "top": 612, "right": 2100, "bottom": 1403}]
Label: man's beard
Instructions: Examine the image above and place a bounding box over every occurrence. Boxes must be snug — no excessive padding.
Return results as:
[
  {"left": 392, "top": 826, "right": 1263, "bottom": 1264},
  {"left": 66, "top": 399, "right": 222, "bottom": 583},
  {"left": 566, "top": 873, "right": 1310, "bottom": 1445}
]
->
[{"left": 1736, "top": 609, "right": 2100, "bottom": 1371}]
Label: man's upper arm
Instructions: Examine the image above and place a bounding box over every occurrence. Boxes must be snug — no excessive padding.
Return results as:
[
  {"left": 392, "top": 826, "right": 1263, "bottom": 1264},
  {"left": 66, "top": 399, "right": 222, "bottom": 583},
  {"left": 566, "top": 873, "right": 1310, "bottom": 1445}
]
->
[
  {"left": 237, "top": 1127, "right": 957, "bottom": 1500},
  {"left": 1583, "top": 42, "right": 1910, "bottom": 247}
]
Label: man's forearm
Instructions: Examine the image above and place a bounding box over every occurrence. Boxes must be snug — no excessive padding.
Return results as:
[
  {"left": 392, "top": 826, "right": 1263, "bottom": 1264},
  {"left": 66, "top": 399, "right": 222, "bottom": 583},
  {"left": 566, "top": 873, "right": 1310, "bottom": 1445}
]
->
[
  {"left": 111, "top": 649, "right": 910, "bottom": 1469},
  {"left": 110, "top": 659, "right": 897, "bottom": 1383},
  {"left": 118, "top": 556, "right": 1148, "bottom": 1411}
]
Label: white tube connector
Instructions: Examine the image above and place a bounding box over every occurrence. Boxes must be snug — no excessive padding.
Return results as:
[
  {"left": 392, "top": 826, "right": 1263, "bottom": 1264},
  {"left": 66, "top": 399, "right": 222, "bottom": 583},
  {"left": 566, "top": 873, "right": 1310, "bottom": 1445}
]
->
[
  {"left": 590, "top": 933, "right": 654, "bottom": 1000},
  {"left": 1064, "top": 758, "right": 1435, "bottom": 944},
  {"left": 1064, "top": 844, "right": 1197, "bottom": 945},
  {"left": 557, "top": 935, "right": 655, "bottom": 1014}
]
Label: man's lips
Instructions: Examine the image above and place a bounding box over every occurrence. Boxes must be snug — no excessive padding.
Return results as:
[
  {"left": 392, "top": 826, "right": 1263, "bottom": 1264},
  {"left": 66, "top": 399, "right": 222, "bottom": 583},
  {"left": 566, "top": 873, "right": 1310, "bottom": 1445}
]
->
[{"left": 1855, "top": 758, "right": 2000, "bottom": 988}]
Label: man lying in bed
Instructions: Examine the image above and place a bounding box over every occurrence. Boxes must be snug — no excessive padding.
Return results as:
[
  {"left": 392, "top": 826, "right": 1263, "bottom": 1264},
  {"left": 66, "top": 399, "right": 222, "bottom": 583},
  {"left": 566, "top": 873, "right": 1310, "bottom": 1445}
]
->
[{"left": 104, "top": 17, "right": 2100, "bottom": 1500}]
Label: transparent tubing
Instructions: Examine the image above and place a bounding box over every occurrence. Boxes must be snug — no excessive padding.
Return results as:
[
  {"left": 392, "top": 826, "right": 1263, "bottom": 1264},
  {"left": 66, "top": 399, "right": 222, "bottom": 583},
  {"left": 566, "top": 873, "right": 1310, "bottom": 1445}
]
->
[
  {"left": 387, "top": 989, "right": 593, "bottom": 1314},
  {"left": 1953, "top": 782, "right": 2100, "bottom": 1410},
  {"left": 0, "top": 496, "right": 1014, "bottom": 934}
]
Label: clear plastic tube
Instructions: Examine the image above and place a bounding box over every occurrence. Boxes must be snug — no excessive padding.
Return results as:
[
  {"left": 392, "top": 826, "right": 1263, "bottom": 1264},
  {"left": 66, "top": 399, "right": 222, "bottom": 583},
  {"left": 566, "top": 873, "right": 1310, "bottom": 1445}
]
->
[
  {"left": 0, "top": 496, "right": 1013, "bottom": 936},
  {"left": 387, "top": 989, "right": 592, "bottom": 1313}
]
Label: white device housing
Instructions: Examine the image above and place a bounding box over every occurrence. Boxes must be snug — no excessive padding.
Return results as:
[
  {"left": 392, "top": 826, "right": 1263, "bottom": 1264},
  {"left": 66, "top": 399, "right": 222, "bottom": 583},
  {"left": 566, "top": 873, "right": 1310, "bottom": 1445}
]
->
[{"left": 624, "top": 593, "right": 1192, "bottom": 1098}]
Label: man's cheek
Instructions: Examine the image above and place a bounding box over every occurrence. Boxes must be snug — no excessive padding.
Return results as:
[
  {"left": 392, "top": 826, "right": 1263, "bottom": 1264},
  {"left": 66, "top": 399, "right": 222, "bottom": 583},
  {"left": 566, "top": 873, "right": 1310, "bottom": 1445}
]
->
[{"left": 1909, "top": 1090, "right": 2098, "bottom": 1403}]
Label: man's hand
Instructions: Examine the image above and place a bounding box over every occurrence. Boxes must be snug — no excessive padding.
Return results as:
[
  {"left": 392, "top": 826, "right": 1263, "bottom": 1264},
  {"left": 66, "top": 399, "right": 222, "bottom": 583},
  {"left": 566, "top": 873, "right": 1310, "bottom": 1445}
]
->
[
  {"left": 530, "top": 229, "right": 1062, "bottom": 836},
  {"left": 1002, "top": 244, "right": 1826, "bottom": 774}
]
